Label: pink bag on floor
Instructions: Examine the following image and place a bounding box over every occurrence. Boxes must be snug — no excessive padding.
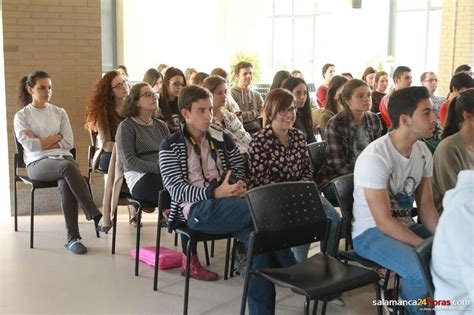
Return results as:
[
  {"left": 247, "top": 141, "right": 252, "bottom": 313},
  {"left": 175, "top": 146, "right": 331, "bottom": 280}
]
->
[{"left": 130, "top": 246, "right": 182, "bottom": 270}]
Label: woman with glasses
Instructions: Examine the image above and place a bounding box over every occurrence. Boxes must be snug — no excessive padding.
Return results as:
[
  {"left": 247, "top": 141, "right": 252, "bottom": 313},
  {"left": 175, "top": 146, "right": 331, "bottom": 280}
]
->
[
  {"left": 282, "top": 77, "right": 316, "bottom": 143},
  {"left": 203, "top": 75, "right": 251, "bottom": 154},
  {"left": 159, "top": 67, "right": 186, "bottom": 132},
  {"left": 116, "top": 83, "right": 170, "bottom": 204},
  {"left": 14, "top": 70, "right": 103, "bottom": 254},
  {"left": 321, "top": 79, "right": 383, "bottom": 185},
  {"left": 142, "top": 68, "right": 163, "bottom": 94},
  {"left": 85, "top": 70, "right": 129, "bottom": 173},
  {"left": 248, "top": 88, "right": 340, "bottom": 262}
]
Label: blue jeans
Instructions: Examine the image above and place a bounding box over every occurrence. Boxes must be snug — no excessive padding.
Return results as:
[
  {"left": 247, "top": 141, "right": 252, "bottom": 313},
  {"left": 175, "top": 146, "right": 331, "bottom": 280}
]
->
[
  {"left": 353, "top": 224, "right": 432, "bottom": 315},
  {"left": 188, "top": 198, "right": 297, "bottom": 315},
  {"left": 292, "top": 195, "right": 340, "bottom": 262}
]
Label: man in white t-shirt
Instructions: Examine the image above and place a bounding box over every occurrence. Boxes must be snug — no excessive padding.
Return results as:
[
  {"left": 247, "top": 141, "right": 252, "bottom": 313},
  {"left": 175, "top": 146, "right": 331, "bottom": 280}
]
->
[{"left": 352, "top": 86, "right": 439, "bottom": 315}]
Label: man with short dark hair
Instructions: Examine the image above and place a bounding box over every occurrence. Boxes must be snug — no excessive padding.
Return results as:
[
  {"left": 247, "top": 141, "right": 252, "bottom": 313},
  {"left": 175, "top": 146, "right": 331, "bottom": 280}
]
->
[
  {"left": 352, "top": 86, "right": 439, "bottom": 314},
  {"left": 159, "top": 85, "right": 296, "bottom": 314},
  {"left": 379, "top": 66, "right": 412, "bottom": 128}
]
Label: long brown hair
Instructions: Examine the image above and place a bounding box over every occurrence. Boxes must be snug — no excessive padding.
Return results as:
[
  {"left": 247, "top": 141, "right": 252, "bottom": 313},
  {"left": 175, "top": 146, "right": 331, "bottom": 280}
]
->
[
  {"left": 84, "top": 70, "right": 121, "bottom": 133},
  {"left": 17, "top": 70, "right": 50, "bottom": 107}
]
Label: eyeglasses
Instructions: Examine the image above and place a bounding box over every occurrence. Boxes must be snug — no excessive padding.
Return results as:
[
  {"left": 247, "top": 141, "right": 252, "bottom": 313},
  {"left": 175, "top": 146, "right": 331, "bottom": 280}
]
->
[
  {"left": 424, "top": 79, "right": 438, "bottom": 83},
  {"left": 170, "top": 81, "right": 185, "bottom": 88},
  {"left": 139, "top": 92, "right": 159, "bottom": 99},
  {"left": 111, "top": 81, "right": 129, "bottom": 89},
  {"left": 278, "top": 106, "right": 297, "bottom": 116}
]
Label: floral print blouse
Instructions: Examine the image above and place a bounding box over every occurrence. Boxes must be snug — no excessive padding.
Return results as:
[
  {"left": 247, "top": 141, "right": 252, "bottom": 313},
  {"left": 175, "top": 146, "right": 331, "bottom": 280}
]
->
[
  {"left": 248, "top": 125, "right": 313, "bottom": 187},
  {"left": 213, "top": 107, "right": 251, "bottom": 154}
]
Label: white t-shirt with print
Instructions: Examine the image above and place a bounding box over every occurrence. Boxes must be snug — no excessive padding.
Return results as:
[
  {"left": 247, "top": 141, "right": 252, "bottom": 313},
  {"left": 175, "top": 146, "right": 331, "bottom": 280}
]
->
[{"left": 352, "top": 134, "right": 433, "bottom": 239}]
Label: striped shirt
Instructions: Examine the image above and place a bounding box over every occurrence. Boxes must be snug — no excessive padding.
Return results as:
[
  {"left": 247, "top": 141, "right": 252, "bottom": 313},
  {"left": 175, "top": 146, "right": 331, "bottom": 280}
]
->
[{"left": 159, "top": 125, "right": 246, "bottom": 229}]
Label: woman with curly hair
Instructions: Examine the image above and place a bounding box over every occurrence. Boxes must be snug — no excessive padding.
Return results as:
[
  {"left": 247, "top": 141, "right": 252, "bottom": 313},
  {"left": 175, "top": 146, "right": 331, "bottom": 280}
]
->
[{"left": 85, "top": 70, "right": 129, "bottom": 172}]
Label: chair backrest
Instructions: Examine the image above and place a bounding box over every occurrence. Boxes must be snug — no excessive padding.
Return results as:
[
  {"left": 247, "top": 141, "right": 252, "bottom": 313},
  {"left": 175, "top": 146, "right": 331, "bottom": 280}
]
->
[
  {"left": 329, "top": 174, "right": 354, "bottom": 246},
  {"left": 308, "top": 141, "right": 327, "bottom": 175},
  {"left": 414, "top": 237, "right": 434, "bottom": 297},
  {"left": 245, "top": 181, "right": 329, "bottom": 255},
  {"left": 307, "top": 83, "right": 316, "bottom": 93}
]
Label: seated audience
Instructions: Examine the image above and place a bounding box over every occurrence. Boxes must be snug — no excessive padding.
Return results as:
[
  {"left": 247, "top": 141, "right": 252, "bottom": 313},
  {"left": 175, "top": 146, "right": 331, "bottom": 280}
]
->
[
  {"left": 157, "top": 63, "right": 169, "bottom": 76},
  {"left": 321, "top": 79, "right": 383, "bottom": 185},
  {"left": 191, "top": 72, "right": 209, "bottom": 86},
  {"left": 341, "top": 72, "right": 353, "bottom": 80},
  {"left": 352, "top": 87, "right": 439, "bottom": 315},
  {"left": 159, "top": 85, "right": 296, "bottom": 311},
  {"left": 370, "top": 71, "right": 388, "bottom": 113},
  {"left": 361, "top": 66, "right": 376, "bottom": 90},
  {"left": 248, "top": 88, "right": 340, "bottom": 262},
  {"left": 159, "top": 67, "right": 186, "bottom": 132},
  {"left": 85, "top": 70, "right": 129, "bottom": 172},
  {"left": 420, "top": 71, "right": 446, "bottom": 119},
  {"left": 431, "top": 170, "right": 474, "bottom": 315},
  {"left": 14, "top": 70, "right": 103, "bottom": 254},
  {"left": 379, "top": 66, "right": 413, "bottom": 128},
  {"left": 269, "top": 70, "right": 291, "bottom": 91},
  {"left": 454, "top": 64, "right": 472, "bottom": 76},
  {"left": 433, "top": 89, "right": 474, "bottom": 213},
  {"left": 116, "top": 83, "right": 170, "bottom": 205},
  {"left": 439, "top": 72, "right": 474, "bottom": 126},
  {"left": 115, "top": 64, "right": 129, "bottom": 79},
  {"left": 291, "top": 69, "right": 304, "bottom": 79},
  {"left": 231, "top": 61, "right": 263, "bottom": 134},
  {"left": 316, "top": 63, "right": 336, "bottom": 107},
  {"left": 315, "top": 75, "right": 348, "bottom": 133},
  {"left": 203, "top": 75, "right": 251, "bottom": 154},
  {"left": 282, "top": 77, "right": 316, "bottom": 143}
]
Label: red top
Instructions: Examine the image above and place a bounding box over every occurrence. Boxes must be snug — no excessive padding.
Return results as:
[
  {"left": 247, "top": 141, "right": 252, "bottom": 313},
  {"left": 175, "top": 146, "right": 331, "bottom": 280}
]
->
[
  {"left": 316, "top": 85, "right": 328, "bottom": 108},
  {"left": 439, "top": 99, "right": 450, "bottom": 126},
  {"left": 379, "top": 95, "right": 391, "bottom": 128}
]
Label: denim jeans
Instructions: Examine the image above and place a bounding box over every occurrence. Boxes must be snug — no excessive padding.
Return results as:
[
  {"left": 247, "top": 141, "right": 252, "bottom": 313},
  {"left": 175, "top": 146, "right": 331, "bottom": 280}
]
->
[
  {"left": 353, "top": 224, "right": 432, "bottom": 315},
  {"left": 292, "top": 195, "right": 340, "bottom": 262},
  {"left": 188, "top": 197, "right": 297, "bottom": 315}
]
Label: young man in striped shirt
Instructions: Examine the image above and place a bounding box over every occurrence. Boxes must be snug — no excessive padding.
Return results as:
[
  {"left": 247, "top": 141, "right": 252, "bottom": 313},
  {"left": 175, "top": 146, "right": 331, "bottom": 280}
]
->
[{"left": 159, "top": 85, "right": 296, "bottom": 314}]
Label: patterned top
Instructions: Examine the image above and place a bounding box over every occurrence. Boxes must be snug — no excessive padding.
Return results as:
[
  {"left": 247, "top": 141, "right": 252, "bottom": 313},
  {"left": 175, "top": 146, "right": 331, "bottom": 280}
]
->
[
  {"left": 248, "top": 125, "right": 313, "bottom": 187},
  {"left": 213, "top": 107, "right": 251, "bottom": 154}
]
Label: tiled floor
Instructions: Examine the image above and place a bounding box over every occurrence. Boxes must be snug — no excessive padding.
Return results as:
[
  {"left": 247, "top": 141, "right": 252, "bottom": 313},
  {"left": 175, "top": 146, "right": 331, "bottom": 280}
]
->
[{"left": 0, "top": 209, "right": 381, "bottom": 314}]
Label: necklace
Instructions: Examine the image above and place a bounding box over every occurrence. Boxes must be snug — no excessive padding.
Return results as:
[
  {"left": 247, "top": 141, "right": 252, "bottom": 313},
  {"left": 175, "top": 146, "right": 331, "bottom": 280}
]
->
[{"left": 134, "top": 116, "right": 153, "bottom": 125}]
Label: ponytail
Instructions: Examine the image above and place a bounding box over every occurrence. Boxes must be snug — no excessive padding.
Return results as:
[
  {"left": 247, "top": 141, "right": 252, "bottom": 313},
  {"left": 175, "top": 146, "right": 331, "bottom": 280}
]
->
[
  {"left": 17, "top": 70, "right": 50, "bottom": 107},
  {"left": 441, "top": 97, "right": 460, "bottom": 139}
]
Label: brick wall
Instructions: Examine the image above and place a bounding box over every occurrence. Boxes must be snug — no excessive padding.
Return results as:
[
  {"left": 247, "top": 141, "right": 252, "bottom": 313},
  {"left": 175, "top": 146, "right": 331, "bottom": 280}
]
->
[
  {"left": 3, "top": 0, "right": 102, "bottom": 213},
  {"left": 439, "top": 0, "right": 474, "bottom": 95}
]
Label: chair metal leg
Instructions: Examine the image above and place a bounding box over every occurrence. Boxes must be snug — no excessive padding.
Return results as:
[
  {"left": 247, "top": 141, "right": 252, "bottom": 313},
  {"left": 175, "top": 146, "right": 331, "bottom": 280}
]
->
[
  {"left": 223, "top": 238, "right": 231, "bottom": 280},
  {"left": 312, "top": 299, "right": 318, "bottom": 315},
  {"left": 111, "top": 207, "right": 118, "bottom": 254},
  {"left": 230, "top": 238, "right": 237, "bottom": 278},
  {"left": 203, "top": 241, "right": 210, "bottom": 266},
  {"left": 174, "top": 232, "right": 178, "bottom": 246},
  {"left": 30, "top": 188, "right": 35, "bottom": 248},
  {"left": 321, "top": 298, "right": 328, "bottom": 315},
  {"left": 184, "top": 240, "right": 193, "bottom": 315},
  {"left": 240, "top": 236, "right": 255, "bottom": 315},
  {"left": 153, "top": 211, "right": 163, "bottom": 291},
  {"left": 375, "top": 282, "right": 382, "bottom": 315},
  {"left": 211, "top": 240, "right": 215, "bottom": 258},
  {"left": 14, "top": 180, "right": 18, "bottom": 232},
  {"left": 135, "top": 206, "right": 142, "bottom": 276},
  {"left": 304, "top": 297, "right": 310, "bottom": 315}
]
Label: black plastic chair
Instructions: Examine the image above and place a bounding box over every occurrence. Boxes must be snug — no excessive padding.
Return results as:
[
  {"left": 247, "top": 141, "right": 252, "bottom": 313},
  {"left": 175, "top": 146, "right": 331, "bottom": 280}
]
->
[
  {"left": 414, "top": 237, "right": 434, "bottom": 298},
  {"left": 110, "top": 190, "right": 157, "bottom": 277},
  {"left": 308, "top": 141, "right": 327, "bottom": 180},
  {"left": 240, "top": 181, "right": 381, "bottom": 315},
  {"left": 13, "top": 136, "right": 98, "bottom": 248},
  {"left": 153, "top": 190, "right": 233, "bottom": 315}
]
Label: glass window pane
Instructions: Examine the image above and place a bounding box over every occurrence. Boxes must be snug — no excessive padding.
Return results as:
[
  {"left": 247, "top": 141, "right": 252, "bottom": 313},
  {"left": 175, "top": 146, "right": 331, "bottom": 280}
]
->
[
  {"left": 396, "top": 0, "right": 427, "bottom": 10},
  {"left": 426, "top": 10, "right": 442, "bottom": 72},
  {"left": 394, "top": 11, "right": 427, "bottom": 75},
  {"left": 294, "top": 17, "right": 314, "bottom": 77},
  {"left": 274, "top": 0, "right": 292, "bottom": 15},
  {"left": 294, "top": 0, "right": 316, "bottom": 15},
  {"left": 430, "top": 0, "right": 443, "bottom": 8},
  {"left": 273, "top": 17, "right": 293, "bottom": 69}
]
